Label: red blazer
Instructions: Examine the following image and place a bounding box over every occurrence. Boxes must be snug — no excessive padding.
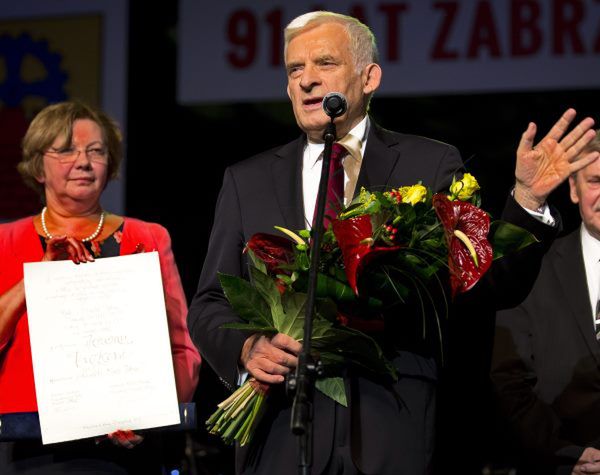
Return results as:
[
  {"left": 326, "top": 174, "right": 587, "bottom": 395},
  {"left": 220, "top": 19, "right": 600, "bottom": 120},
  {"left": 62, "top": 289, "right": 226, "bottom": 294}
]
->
[{"left": 0, "top": 216, "right": 201, "bottom": 413}]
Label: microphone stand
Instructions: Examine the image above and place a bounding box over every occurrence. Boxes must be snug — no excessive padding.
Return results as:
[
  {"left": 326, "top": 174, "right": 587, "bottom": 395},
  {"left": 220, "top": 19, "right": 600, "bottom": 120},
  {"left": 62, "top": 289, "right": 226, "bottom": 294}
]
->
[{"left": 289, "top": 117, "right": 337, "bottom": 475}]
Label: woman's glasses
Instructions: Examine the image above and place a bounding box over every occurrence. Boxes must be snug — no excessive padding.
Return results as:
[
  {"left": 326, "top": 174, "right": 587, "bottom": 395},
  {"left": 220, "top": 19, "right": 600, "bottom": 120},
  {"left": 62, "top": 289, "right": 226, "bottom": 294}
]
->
[{"left": 45, "top": 146, "right": 108, "bottom": 164}]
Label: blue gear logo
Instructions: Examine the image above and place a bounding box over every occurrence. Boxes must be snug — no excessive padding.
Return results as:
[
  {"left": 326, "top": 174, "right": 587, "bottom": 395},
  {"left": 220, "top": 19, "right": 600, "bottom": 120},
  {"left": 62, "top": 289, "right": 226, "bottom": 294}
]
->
[{"left": 0, "top": 33, "right": 67, "bottom": 107}]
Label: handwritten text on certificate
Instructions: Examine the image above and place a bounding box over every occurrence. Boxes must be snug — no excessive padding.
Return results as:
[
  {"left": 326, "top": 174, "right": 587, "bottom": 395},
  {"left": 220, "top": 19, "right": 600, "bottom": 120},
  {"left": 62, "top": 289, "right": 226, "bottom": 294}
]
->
[{"left": 24, "top": 252, "right": 180, "bottom": 444}]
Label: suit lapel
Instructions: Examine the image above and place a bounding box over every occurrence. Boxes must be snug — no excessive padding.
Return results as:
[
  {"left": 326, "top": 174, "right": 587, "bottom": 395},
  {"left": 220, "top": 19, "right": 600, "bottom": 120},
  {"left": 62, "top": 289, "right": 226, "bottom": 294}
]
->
[
  {"left": 552, "top": 229, "right": 600, "bottom": 364},
  {"left": 270, "top": 136, "right": 306, "bottom": 230},
  {"left": 355, "top": 122, "right": 401, "bottom": 196},
  {"left": 272, "top": 122, "right": 403, "bottom": 228}
]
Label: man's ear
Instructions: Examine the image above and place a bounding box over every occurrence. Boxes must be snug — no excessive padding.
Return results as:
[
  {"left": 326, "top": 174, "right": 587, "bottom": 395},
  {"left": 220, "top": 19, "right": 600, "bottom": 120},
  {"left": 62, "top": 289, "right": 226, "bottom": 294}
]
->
[
  {"left": 362, "top": 63, "right": 382, "bottom": 95},
  {"left": 287, "top": 84, "right": 291, "bottom": 100},
  {"left": 569, "top": 175, "right": 579, "bottom": 205}
]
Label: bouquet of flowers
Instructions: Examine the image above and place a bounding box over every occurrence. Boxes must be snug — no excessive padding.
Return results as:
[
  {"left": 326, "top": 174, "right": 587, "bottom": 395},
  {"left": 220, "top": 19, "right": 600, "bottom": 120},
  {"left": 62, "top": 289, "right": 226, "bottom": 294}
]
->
[{"left": 206, "top": 174, "right": 536, "bottom": 446}]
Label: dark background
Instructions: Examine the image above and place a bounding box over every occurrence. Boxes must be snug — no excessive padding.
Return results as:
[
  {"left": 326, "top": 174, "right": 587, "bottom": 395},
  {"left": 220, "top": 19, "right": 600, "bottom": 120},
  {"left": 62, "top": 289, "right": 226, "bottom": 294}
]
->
[{"left": 126, "top": 2, "right": 596, "bottom": 473}]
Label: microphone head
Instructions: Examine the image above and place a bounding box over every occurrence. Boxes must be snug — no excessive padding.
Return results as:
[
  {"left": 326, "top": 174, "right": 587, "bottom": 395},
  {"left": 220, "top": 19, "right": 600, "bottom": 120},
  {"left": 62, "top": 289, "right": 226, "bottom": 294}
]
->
[{"left": 322, "top": 92, "right": 347, "bottom": 118}]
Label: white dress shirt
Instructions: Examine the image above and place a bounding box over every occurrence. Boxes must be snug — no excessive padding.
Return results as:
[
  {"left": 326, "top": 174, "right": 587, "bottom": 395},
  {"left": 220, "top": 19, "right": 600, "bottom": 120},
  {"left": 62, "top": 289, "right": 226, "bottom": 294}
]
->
[
  {"left": 302, "top": 116, "right": 369, "bottom": 228},
  {"left": 580, "top": 224, "right": 600, "bottom": 321}
]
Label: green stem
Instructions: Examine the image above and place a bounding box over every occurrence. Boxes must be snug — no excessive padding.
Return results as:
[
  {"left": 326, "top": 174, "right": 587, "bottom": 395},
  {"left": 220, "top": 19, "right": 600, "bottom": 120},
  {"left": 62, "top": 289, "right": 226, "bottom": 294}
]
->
[
  {"left": 231, "top": 386, "right": 257, "bottom": 418},
  {"left": 222, "top": 405, "right": 250, "bottom": 442},
  {"left": 223, "top": 384, "right": 253, "bottom": 417},
  {"left": 234, "top": 395, "right": 260, "bottom": 441},
  {"left": 417, "top": 218, "right": 442, "bottom": 241},
  {"left": 206, "top": 407, "right": 224, "bottom": 426},
  {"left": 240, "top": 394, "right": 266, "bottom": 446},
  {"left": 218, "top": 381, "right": 253, "bottom": 409},
  {"left": 210, "top": 409, "right": 231, "bottom": 432}
]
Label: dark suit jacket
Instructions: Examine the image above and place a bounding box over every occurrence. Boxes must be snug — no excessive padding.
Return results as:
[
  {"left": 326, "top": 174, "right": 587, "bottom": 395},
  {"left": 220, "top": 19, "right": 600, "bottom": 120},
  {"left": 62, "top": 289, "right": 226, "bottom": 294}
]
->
[
  {"left": 491, "top": 227, "right": 600, "bottom": 475},
  {"left": 188, "top": 121, "right": 557, "bottom": 475}
]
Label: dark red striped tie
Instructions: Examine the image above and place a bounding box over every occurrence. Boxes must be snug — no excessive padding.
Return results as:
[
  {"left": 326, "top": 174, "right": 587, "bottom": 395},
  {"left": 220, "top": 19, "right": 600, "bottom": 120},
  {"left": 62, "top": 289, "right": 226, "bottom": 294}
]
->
[
  {"left": 313, "top": 142, "right": 347, "bottom": 230},
  {"left": 595, "top": 298, "right": 600, "bottom": 340}
]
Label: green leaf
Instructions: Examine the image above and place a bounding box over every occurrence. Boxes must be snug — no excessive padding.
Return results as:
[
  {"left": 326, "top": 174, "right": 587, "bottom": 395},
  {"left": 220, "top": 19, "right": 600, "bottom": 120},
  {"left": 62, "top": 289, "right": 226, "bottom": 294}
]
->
[
  {"left": 221, "top": 322, "right": 277, "bottom": 333},
  {"left": 247, "top": 265, "right": 289, "bottom": 330},
  {"left": 362, "top": 268, "right": 410, "bottom": 303},
  {"left": 311, "top": 324, "right": 396, "bottom": 380},
  {"left": 314, "top": 298, "right": 339, "bottom": 324},
  {"left": 218, "top": 273, "right": 274, "bottom": 327},
  {"left": 489, "top": 220, "right": 538, "bottom": 260},
  {"left": 316, "top": 377, "right": 347, "bottom": 407},
  {"left": 278, "top": 292, "right": 307, "bottom": 340},
  {"left": 317, "top": 351, "right": 345, "bottom": 367},
  {"left": 293, "top": 273, "right": 383, "bottom": 309},
  {"left": 339, "top": 191, "right": 381, "bottom": 219},
  {"left": 249, "top": 265, "right": 281, "bottom": 309},
  {"left": 315, "top": 274, "right": 357, "bottom": 302},
  {"left": 246, "top": 249, "right": 267, "bottom": 275}
]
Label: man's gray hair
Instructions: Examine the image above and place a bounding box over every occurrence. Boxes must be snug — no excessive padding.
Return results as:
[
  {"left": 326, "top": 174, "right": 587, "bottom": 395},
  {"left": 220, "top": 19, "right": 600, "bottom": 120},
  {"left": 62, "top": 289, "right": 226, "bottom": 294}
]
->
[
  {"left": 583, "top": 130, "right": 600, "bottom": 154},
  {"left": 284, "top": 11, "right": 379, "bottom": 73}
]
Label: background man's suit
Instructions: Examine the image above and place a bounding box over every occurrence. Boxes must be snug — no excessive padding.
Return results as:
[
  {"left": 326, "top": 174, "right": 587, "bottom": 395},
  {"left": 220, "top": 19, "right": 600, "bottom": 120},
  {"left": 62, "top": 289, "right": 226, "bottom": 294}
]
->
[
  {"left": 188, "top": 121, "right": 556, "bottom": 475},
  {"left": 492, "top": 228, "right": 600, "bottom": 474}
]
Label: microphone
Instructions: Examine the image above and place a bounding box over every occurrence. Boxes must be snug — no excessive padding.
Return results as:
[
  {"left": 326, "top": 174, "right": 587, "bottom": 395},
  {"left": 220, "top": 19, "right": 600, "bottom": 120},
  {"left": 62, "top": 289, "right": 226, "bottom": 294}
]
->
[{"left": 322, "top": 92, "right": 347, "bottom": 118}]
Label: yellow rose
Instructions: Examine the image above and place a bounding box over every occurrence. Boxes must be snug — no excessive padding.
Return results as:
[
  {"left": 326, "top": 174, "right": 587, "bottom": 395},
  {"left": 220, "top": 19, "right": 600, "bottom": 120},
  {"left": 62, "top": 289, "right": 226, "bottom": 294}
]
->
[
  {"left": 399, "top": 184, "right": 427, "bottom": 205},
  {"left": 450, "top": 173, "right": 480, "bottom": 201}
]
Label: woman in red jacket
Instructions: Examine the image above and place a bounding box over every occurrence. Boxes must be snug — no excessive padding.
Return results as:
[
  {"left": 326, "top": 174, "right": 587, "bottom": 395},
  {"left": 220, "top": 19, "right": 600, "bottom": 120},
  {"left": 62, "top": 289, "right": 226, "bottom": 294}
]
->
[{"left": 0, "top": 101, "right": 201, "bottom": 474}]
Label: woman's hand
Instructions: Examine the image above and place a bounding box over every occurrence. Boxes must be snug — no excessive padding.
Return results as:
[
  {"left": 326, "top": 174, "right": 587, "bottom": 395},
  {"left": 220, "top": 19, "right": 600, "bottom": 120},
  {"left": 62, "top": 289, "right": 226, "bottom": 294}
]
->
[
  {"left": 105, "top": 429, "right": 144, "bottom": 449},
  {"left": 42, "top": 236, "right": 94, "bottom": 264},
  {"left": 0, "top": 235, "right": 91, "bottom": 346}
]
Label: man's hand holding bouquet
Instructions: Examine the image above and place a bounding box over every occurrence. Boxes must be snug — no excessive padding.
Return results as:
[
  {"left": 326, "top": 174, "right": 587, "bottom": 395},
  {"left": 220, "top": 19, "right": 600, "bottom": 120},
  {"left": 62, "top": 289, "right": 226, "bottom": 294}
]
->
[{"left": 206, "top": 173, "right": 536, "bottom": 446}]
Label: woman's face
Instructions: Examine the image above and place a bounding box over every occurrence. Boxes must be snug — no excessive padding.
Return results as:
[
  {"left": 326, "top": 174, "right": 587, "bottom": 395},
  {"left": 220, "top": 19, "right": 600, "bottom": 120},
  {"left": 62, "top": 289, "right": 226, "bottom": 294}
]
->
[{"left": 38, "top": 119, "right": 108, "bottom": 208}]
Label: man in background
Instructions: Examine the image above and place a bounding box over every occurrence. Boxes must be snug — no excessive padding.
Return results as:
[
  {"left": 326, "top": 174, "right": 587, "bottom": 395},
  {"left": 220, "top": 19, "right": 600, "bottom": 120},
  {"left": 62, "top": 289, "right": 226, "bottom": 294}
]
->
[{"left": 492, "top": 132, "right": 600, "bottom": 475}]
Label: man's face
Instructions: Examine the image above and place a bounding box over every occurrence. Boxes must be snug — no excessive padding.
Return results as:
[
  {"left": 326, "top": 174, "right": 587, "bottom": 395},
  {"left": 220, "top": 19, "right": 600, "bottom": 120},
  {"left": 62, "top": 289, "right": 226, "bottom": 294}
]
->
[
  {"left": 570, "top": 158, "right": 600, "bottom": 239},
  {"left": 285, "top": 22, "right": 380, "bottom": 142}
]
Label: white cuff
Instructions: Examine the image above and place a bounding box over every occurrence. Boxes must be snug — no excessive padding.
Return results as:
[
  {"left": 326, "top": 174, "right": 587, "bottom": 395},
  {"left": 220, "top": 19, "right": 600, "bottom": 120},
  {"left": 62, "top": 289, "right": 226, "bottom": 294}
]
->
[
  {"left": 511, "top": 188, "right": 556, "bottom": 227},
  {"left": 237, "top": 369, "right": 249, "bottom": 386},
  {"left": 523, "top": 202, "right": 556, "bottom": 227}
]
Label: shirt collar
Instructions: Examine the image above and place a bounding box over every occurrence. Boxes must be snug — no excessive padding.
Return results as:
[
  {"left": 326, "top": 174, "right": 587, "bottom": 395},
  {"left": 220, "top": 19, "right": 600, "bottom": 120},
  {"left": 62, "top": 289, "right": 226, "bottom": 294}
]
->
[
  {"left": 581, "top": 222, "right": 600, "bottom": 263},
  {"left": 305, "top": 115, "right": 369, "bottom": 168}
]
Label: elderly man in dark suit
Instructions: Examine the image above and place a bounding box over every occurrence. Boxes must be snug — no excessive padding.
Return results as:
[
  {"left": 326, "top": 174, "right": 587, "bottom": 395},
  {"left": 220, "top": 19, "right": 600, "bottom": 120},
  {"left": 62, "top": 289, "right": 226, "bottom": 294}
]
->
[
  {"left": 492, "top": 132, "right": 600, "bottom": 475},
  {"left": 188, "top": 11, "right": 598, "bottom": 475}
]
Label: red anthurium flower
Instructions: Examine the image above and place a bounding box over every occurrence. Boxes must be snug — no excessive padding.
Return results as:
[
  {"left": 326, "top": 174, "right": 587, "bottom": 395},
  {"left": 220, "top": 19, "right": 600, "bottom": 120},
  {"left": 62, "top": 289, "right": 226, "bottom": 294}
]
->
[
  {"left": 245, "top": 233, "right": 295, "bottom": 276},
  {"left": 432, "top": 193, "right": 493, "bottom": 297},
  {"left": 332, "top": 216, "right": 400, "bottom": 295},
  {"left": 337, "top": 309, "right": 385, "bottom": 332}
]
